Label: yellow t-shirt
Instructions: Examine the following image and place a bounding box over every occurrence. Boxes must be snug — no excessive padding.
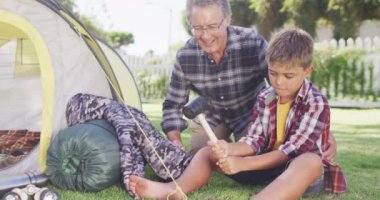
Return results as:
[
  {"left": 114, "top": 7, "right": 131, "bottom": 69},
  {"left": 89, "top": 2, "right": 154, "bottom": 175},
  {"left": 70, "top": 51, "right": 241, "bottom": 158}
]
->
[{"left": 274, "top": 97, "right": 294, "bottom": 150}]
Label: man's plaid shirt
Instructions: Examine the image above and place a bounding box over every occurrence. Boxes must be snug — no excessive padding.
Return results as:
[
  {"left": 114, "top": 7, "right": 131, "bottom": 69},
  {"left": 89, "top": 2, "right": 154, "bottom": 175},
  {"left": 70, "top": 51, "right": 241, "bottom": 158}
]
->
[
  {"left": 161, "top": 26, "right": 268, "bottom": 135},
  {"left": 240, "top": 80, "right": 347, "bottom": 193}
]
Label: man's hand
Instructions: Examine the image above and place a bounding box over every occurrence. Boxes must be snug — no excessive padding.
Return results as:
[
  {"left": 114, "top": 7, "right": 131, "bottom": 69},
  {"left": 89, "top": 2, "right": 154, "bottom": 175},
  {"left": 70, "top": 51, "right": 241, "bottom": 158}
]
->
[
  {"left": 216, "top": 156, "right": 242, "bottom": 175},
  {"left": 167, "top": 130, "right": 184, "bottom": 150},
  {"left": 323, "top": 134, "right": 337, "bottom": 162},
  {"left": 208, "top": 140, "right": 229, "bottom": 161}
]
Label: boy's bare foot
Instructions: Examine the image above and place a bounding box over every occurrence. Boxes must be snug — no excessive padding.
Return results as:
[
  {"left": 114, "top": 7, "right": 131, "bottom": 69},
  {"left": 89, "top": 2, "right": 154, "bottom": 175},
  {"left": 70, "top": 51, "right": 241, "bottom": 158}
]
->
[{"left": 129, "top": 175, "right": 186, "bottom": 200}]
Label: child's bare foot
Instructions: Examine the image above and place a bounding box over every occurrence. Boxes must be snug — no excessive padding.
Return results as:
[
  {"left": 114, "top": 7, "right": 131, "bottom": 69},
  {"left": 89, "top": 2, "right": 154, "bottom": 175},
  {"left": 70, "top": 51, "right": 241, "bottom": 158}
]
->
[{"left": 129, "top": 175, "right": 186, "bottom": 200}]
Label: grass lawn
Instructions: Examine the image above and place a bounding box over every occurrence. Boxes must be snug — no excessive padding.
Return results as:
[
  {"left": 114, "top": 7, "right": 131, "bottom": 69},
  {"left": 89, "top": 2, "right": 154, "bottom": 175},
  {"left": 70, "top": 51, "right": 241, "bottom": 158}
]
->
[{"left": 51, "top": 102, "right": 380, "bottom": 200}]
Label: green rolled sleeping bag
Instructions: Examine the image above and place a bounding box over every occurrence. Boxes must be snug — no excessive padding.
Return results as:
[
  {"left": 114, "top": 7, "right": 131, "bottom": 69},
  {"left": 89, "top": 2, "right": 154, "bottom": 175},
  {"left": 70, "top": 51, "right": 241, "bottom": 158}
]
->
[{"left": 46, "top": 120, "right": 120, "bottom": 192}]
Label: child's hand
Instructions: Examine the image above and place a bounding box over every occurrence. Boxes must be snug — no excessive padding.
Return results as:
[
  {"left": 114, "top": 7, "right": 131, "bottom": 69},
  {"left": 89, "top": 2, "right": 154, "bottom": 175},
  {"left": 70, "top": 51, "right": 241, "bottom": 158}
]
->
[
  {"left": 208, "top": 140, "right": 229, "bottom": 161},
  {"left": 216, "top": 156, "right": 241, "bottom": 175}
]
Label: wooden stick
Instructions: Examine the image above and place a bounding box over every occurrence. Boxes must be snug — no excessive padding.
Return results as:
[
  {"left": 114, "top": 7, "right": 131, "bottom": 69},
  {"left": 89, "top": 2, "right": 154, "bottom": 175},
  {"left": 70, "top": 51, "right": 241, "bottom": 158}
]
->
[{"left": 197, "top": 113, "right": 218, "bottom": 142}]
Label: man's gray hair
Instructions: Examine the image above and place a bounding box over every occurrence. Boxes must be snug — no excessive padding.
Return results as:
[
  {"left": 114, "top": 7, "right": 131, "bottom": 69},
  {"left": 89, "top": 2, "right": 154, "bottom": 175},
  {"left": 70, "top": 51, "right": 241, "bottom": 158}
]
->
[{"left": 186, "top": 0, "right": 232, "bottom": 21}]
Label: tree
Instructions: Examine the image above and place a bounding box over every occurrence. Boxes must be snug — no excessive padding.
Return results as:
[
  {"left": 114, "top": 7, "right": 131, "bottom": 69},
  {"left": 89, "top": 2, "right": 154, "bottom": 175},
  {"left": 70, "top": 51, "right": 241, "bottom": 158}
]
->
[
  {"left": 250, "top": 0, "right": 380, "bottom": 39},
  {"left": 57, "top": 0, "right": 76, "bottom": 15},
  {"left": 258, "top": 0, "right": 380, "bottom": 40},
  {"left": 230, "top": 0, "right": 257, "bottom": 27},
  {"left": 57, "top": 0, "right": 106, "bottom": 38},
  {"left": 281, "top": 0, "right": 327, "bottom": 38},
  {"left": 107, "top": 32, "right": 134, "bottom": 48},
  {"left": 57, "top": 0, "right": 134, "bottom": 47},
  {"left": 326, "top": 0, "right": 380, "bottom": 39},
  {"left": 79, "top": 15, "right": 108, "bottom": 39},
  {"left": 249, "top": 0, "right": 287, "bottom": 40},
  {"left": 226, "top": 0, "right": 380, "bottom": 40}
]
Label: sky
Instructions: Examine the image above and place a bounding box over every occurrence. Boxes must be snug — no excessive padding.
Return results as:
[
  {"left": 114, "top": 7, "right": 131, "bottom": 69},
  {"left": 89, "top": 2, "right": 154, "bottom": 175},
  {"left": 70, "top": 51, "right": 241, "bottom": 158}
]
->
[{"left": 75, "top": 0, "right": 190, "bottom": 56}]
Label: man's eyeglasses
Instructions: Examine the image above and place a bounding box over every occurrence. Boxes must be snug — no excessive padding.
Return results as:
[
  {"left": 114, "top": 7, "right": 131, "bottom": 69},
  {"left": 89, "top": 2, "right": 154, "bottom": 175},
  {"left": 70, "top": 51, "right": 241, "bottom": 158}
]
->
[{"left": 190, "top": 19, "right": 224, "bottom": 36}]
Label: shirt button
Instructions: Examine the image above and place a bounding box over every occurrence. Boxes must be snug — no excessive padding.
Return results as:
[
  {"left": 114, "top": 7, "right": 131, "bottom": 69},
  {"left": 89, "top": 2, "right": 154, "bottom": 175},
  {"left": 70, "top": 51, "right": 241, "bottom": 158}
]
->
[
  {"left": 211, "top": 60, "right": 214, "bottom": 63},
  {"left": 220, "top": 96, "right": 224, "bottom": 99},
  {"left": 218, "top": 77, "right": 221, "bottom": 81}
]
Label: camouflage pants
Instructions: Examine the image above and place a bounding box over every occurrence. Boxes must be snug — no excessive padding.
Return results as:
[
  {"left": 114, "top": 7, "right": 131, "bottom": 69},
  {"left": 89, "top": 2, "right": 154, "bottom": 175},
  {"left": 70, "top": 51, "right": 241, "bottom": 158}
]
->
[{"left": 66, "top": 93, "right": 193, "bottom": 198}]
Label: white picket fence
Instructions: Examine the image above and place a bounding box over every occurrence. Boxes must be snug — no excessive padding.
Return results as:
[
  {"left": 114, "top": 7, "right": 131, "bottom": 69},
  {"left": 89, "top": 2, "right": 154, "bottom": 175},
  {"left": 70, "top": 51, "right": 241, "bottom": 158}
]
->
[
  {"left": 315, "top": 37, "right": 380, "bottom": 107},
  {"left": 123, "top": 37, "right": 380, "bottom": 76},
  {"left": 316, "top": 36, "right": 380, "bottom": 92},
  {"left": 315, "top": 36, "right": 380, "bottom": 51},
  {"left": 120, "top": 51, "right": 175, "bottom": 77},
  {"left": 121, "top": 37, "right": 380, "bottom": 107}
]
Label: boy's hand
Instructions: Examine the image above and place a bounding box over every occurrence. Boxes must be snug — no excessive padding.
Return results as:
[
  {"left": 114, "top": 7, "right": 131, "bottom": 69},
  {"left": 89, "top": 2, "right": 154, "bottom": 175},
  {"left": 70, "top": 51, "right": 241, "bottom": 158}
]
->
[
  {"left": 208, "top": 140, "right": 229, "bottom": 161},
  {"left": 216, "top": 156, "right": 242, "bottom": 175}
]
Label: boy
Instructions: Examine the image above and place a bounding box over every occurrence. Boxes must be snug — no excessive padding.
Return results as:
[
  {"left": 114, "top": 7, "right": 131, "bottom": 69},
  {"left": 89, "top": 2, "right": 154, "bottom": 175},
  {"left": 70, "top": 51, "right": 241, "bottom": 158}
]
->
[{"left": 129, "top": 28, "right": 346, "bottom": 199}]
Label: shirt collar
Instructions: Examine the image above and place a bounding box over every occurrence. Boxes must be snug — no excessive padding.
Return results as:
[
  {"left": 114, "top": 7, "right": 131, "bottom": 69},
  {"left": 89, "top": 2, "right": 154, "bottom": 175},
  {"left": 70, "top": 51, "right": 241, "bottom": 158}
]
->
[
  {"left": 265, "top": 79, "right": 311, "bottom": 105},
  {"left": 294, "top": 79, "right": 311, "bottom": 104}
]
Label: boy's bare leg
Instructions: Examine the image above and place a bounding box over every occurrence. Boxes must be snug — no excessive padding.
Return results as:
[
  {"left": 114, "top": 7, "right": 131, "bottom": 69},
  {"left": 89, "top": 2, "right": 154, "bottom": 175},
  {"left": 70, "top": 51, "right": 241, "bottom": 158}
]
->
[
  {"left": 130, "top": 147, "right": 214, "bottom": 199},
  {"left": 252, "top": 153, "right": 323, "bottom": 200}
]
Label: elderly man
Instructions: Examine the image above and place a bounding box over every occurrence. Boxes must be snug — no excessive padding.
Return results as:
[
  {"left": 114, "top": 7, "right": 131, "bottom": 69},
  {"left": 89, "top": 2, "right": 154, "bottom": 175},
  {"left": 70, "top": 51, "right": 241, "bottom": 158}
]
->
[
  {"left": 161, "top": 0, "right": 336, "bottom": 160},
  {"left": 162, "top": 0, "right": 267, "bottom": 154}
]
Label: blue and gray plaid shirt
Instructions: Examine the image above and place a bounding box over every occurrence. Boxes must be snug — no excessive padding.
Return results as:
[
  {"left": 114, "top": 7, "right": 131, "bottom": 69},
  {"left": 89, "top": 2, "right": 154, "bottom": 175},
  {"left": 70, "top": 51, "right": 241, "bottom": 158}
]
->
[{"left": 161, "top": 26, "right": 268, "bottom": 135}]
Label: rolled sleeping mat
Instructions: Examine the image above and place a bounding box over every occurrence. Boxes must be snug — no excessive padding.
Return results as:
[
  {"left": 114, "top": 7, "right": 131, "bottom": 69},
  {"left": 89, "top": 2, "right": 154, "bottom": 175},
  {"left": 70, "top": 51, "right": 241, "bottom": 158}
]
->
[{"left": 45, "top": 120, "right": 121, "bottom": 192}]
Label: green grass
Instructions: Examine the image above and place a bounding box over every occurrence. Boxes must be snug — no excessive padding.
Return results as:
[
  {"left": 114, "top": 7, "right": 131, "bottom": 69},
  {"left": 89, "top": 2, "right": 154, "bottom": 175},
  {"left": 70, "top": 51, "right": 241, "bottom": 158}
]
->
[{"left": 51, "top": 103, "right": 380, "bottom": 200}]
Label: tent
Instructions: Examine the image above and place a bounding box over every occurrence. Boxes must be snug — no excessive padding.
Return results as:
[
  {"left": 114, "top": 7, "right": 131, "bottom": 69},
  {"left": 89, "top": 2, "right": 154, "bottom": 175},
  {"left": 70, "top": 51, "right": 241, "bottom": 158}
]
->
[{"left": 0, "top": 0, "right": 141, "bottom": 177}]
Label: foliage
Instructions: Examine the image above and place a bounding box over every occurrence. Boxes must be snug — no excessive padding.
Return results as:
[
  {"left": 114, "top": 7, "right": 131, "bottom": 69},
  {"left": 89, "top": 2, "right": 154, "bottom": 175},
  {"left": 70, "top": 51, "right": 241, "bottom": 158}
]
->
[
  {"left": 311, "top": 47, "right": 378, "bottom": 101},
  {"left": 248, "top": 0, "right": 287, "bottom": 40},
  {"left": 168, "top": 41, "right": 186, "bottom": 53},
  {"left": 135, "top": 69, "right": 169, "bottom": 100},
  {"left": 230, "top": 0, "right": 257, "bottom": 27},
  {"left": 56, "top": 0, "right": 134, "bottom": 48},
  {"left": 224, "top": 0, "right": 380, "bottom": 40},
  {"left": 57, "top": 0, "right": 76, "bottom": 14},
  {"left": 131, "top": 47, "right": 380, "bottom": 103},
  {"left": 326, "top": 0, "right": 380, "bottom": 39},
  {"left": 106, "top": 32, "right": 134, "bottom": 48},
  {"left": 281, "top": 0, "right": 327, "bottom": 38},
  {"left": 78, "top": 15, "right": 107, "bottom": 39}
]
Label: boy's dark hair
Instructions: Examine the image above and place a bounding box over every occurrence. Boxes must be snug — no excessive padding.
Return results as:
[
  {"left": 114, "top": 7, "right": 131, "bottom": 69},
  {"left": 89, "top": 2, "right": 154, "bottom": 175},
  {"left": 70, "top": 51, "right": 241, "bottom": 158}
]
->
[{"left": 266, "top": 27, "right": 314, "bottom": 69}]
